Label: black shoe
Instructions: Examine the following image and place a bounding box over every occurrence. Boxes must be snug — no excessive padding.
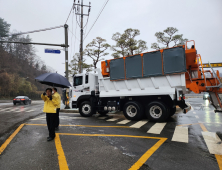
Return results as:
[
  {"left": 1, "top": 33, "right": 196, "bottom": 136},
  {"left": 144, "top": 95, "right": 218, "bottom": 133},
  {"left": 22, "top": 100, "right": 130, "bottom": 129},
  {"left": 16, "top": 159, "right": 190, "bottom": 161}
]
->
[
  {"left": 55, "top": 127, "right": 59, "bottom": 131},
  {"left": 47, "top": 137, "right": 54, "bottom": 141},
  {"left": 47, "top": 137, "right": 50, "bottom": 140}
]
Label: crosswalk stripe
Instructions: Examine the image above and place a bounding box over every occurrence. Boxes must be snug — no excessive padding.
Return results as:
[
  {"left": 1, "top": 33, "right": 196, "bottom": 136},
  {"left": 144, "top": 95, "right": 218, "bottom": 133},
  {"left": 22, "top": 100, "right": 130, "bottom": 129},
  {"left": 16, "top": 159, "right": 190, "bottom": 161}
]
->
[
  {"left": 172, "top": 126, "right": 188, "bottom": 143},
  {"left": 106, "top": 118, "right": 119, "bottom": 121},
  {"left": 26, "top": 110, "right": 35, "bottom": 112},
  {"left": 202, "top": 131, "right": 222, "bottom": 155},
  {"left": 147, "top": 123, "right": 166, "bottom": 134},
  {"left": 195, "top": 115, "right": 199, "bottom": 119},
  {"left": 117, "top": 120, "right": 131, "bottom": 124},
  {"left": 130, "top": 120, "right": 148, "bottom": 128},
  {"left": 0, "top": 108, "right": 10, "bottom": 111}
]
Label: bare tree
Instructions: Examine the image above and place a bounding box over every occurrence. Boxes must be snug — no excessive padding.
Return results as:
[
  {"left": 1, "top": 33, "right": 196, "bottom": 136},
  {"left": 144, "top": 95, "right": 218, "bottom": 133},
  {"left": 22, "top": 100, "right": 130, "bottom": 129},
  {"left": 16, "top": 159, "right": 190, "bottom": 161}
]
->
[
  {"left": 84, "top": 37, "right": 110, "bottom": 71},
  {"left": 69, "top": 53, "right": 92, "bottom": 75}
]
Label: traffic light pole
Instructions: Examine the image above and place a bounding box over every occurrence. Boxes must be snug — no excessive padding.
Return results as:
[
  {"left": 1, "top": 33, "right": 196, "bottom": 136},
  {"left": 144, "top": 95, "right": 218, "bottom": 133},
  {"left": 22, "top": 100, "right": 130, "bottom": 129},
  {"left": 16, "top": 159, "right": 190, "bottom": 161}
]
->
[
  {"left": 64, "top": 24, "right": 69, "bottom": 79},
  {"left": 64, "top": 24, "right": 70, "bottom": 109}
]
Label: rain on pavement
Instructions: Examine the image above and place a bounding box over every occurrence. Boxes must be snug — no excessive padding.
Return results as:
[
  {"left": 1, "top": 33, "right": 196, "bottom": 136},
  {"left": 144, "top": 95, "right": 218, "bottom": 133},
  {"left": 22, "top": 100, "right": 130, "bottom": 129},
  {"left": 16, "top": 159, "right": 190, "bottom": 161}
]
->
[{"left": 0, "top": 98, "right": 222, "bottom": 170}]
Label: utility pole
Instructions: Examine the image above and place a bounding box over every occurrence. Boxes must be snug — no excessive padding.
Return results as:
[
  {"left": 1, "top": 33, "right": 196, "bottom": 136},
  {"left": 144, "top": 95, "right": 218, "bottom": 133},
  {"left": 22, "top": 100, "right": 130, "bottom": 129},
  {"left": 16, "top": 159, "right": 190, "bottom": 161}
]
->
[
  {"left": 80, "top": 0, "right": 84, "bottom": 73},
  {"left": 64, "top": 24, "right": 70, "bottom": 109},
  {"left": 64, "top": 24, "right": 69, "bottom": 79},
  {"left": 74, "top": 0, "right": 91, "bottom": 73}
]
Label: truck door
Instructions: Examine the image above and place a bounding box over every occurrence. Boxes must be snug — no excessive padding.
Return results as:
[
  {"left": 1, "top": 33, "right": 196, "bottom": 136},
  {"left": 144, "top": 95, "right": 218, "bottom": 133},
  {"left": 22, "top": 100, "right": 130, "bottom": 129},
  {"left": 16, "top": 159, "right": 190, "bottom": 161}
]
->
[{"left": 73, "top": 75, "right": 84, "bottom": 99}]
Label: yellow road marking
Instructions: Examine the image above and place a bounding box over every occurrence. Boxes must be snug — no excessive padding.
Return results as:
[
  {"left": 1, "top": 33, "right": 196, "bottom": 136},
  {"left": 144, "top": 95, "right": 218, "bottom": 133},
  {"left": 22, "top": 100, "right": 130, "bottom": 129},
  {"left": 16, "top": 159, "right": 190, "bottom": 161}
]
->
[
  {"left": 0, "top": 124, "right": 24, "bottom": 154},
  {"left": 57, "top": 133, "right": 167, "bottom": 170},
  {"left": 199, "top": 123, "right": 208, "bottom": 132},
  {"left": 55, "top": 134, "right": 69, "bottom": 170},
  {"left": 58, "top": 133, "right": 166, "bottom": 140},
  {"left": 25, "top": 124, "right": 130, "bottom": 128},
  {"left": 129, "top": 138, "right": 167, "bottom": 170},
  {"left": 215, "top": 155, "right": 222, "bottom": 170}
]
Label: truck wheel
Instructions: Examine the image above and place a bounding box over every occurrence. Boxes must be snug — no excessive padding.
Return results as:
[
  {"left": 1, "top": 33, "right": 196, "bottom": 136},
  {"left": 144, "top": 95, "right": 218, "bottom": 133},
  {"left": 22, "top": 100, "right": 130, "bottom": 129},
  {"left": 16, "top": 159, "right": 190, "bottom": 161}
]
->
[
  {"left": 79, "top": 101, "right": 95, "bottom": 117},
  {"left": 98, "top": 111, "right": 108, "bottom": 116},
  {"left": 123, "top": 101, "right": 144, "bottom": 121},
  {"left": 146, "top": 101, "right": 169, "bottom": 122},
  {"left": 170, "top": 107, "right": 176, "bottom": 116}
]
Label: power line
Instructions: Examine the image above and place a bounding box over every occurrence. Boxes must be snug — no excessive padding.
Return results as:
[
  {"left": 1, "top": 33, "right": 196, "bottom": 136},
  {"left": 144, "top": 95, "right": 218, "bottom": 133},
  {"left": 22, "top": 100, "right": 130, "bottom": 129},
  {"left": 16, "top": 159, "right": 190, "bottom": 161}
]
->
[
  {"left": 68, "top": 28, "right": 79, "bottom": 41},
  {"left": 65, "top": 2, "right": 74, "bottom": 24},
  {"left": 6, "top": 25, "right": 63, "bottom": 37},
  {"left": 84, "top": 0, "right": 109, "bottom": 41},
  {"left": 70, "top": 11, "right": 75, "bottom": 59}
]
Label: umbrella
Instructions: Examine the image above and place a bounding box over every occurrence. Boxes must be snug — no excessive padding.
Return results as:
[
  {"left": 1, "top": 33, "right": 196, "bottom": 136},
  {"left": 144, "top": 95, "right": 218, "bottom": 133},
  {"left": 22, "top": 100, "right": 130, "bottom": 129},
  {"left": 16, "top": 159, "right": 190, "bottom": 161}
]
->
[{"left": 35, "top": 73, "right": 71, "bottom": 88}]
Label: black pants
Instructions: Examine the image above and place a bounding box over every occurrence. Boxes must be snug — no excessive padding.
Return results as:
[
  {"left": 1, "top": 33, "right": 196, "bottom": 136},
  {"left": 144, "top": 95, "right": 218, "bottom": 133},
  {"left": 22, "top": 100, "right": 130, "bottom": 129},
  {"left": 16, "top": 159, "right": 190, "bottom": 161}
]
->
[
  {"left": 46, "top": 113, "right": 57, "bottom": 138},
  {"left": 55, "top": 108, "right": 60, "bottom": 128}
]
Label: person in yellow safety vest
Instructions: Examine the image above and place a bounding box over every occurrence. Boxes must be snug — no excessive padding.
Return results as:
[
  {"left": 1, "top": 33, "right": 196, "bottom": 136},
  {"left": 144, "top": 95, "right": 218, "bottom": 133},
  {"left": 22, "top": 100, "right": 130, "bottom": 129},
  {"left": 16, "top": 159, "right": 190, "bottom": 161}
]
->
[
  {"left": 41, "top": 88, "right": 59, "bottom": 141},
  {"left": 52, "top": 87, "right": 61, "bottom": 131}
]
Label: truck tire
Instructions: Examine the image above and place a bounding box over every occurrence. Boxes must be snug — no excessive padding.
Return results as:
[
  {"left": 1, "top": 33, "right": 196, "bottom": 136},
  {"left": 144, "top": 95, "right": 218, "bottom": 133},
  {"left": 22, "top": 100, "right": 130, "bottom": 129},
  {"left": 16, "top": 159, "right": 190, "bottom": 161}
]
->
[
  {"left": 146, "top": 101, "right": 169, "bottom": 122},
  {"left": 123, "top": 101, "right": 144, "bottom": 121},
  {"left": 79, "top": 101, "right": 95, "bottom": 117},
  {"left": 170, "top": 107, "right": 176, "bottom": 116},
  {"left": 98, "top": 111, "right": 108, "bottom": 116}
]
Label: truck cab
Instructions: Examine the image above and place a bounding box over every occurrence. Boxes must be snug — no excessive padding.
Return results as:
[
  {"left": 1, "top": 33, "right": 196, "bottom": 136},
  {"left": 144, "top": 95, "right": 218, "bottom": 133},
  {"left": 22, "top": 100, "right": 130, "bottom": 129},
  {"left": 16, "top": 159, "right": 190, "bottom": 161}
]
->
[{"left": 70, "top": 73, "right": 98, "bottom": 109}]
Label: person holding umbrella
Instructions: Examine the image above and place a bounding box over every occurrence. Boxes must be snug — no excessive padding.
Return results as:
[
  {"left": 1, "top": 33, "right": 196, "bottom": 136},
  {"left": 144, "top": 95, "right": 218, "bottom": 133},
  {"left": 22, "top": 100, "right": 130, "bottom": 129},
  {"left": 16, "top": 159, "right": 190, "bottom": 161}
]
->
[
  {"left": 41, "top": 88, "right": 59, "bottom": 141},
  {"left": 52, "top": 87, "right": 61, "bottom": 131}
]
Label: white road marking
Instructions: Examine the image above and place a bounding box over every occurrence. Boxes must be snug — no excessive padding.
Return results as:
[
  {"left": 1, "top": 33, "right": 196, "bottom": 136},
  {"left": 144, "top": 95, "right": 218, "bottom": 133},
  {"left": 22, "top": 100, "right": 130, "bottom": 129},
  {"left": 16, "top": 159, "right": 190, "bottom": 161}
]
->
[
  {"left": 202, "top": 131, "right": 222, "bottom": 155},
  {"left": 26, "top": 110, "right": 35, "bottom": 112},
  {"left": 193, "top": 112, "right": 196, "bottom": 114},
  {"left": 98, "top": 117, "right": 107, "bottom": 119},
  {"left": 147, "top": 123, "right": 166, "bottom": 134},
  {"left": 106, "top": 118, "right": 120, "bottom": 121},
  {"left": 195, "top": 115, "right": 199, "bottom": 119},
  {"left": 15, "top": 107, "right": 28, "bottom": 112},
  {"left": 0, "top": 108, "right": 11, "bottom": 111},
  {"left": 172, "top": 126, "right": 188, "bottom": 143},
  {"left": 31, "top": 116, "right": 45, "bottom": 120},
  {"left": 130, "top": 120, "right": 148, "bottom": 128},
  {"left": 117, "top": 120, "right": 131, "bottom": 124}
]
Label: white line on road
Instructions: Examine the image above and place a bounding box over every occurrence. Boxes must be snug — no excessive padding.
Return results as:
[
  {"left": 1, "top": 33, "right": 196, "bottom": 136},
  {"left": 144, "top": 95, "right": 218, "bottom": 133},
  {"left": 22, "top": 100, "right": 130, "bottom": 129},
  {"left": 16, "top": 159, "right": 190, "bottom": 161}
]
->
[
  {"left": 195, "top": 116, "right": 199, "bottom": 119},
  {"left": 106, "top": 118, "right": 120, "bottom": 121},
  {"left": 172, "top": 126, "right": 188, "bottom": 143},
  {"left": 0, "top": 107, "right": 11, "bottom": 111},
  {"left": 202, "top": 131, "right": 222, "bottom": 155},
  {"left": 193, "top": 112, "right": 196, "bottom": 114},
  {"left": 26, "top": 110, "right": 35, "bottom": 112},
  {"left": 117, "top": 120, "right": 131, "bottom": 124},
  {"left": 147, "top": 123, "right": 166, "bottom": 134},
  {"left": 130, "top": 120, "right": 148, "bottom": 128}
]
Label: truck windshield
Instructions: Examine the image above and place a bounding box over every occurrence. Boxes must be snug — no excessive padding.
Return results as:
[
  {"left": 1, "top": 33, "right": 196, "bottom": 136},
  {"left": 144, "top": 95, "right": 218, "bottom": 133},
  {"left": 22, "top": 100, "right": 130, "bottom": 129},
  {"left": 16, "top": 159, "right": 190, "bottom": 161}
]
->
[{"left": 74, "top": 76, "right": 83, "bottom": 86}]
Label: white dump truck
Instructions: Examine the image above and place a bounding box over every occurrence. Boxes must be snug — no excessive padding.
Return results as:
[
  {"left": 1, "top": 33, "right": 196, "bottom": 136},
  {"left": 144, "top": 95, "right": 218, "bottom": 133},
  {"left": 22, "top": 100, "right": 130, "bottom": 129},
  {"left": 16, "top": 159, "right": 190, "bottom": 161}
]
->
[{"left": 69, "top": 41, "right": 222, "bottom": 122}]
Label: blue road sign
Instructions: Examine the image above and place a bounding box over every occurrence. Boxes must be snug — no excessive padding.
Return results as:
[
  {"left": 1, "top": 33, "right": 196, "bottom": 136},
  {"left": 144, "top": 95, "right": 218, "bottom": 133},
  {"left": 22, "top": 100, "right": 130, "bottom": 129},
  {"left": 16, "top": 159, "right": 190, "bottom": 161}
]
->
[{"left": 45, "top": 49, "right": 61, "bottom": 54}]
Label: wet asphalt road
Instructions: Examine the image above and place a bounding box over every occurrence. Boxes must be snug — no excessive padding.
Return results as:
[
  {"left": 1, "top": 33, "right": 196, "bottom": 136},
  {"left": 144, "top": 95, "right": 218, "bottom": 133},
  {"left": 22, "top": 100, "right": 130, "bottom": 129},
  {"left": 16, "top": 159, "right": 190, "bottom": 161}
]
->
[
  {"left": 0, "top": 98, "right": 222, "bottom": 170},
  {"left": 0, "top": 101, "right": 44, "bottom": 146}
]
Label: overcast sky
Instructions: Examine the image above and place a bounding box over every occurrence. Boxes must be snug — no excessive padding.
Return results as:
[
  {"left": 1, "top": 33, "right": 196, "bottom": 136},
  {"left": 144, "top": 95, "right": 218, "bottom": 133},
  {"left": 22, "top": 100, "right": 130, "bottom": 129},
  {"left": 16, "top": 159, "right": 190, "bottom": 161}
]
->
[{"left": 1, "top": 0, "right": 222, "bottom": 76}]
